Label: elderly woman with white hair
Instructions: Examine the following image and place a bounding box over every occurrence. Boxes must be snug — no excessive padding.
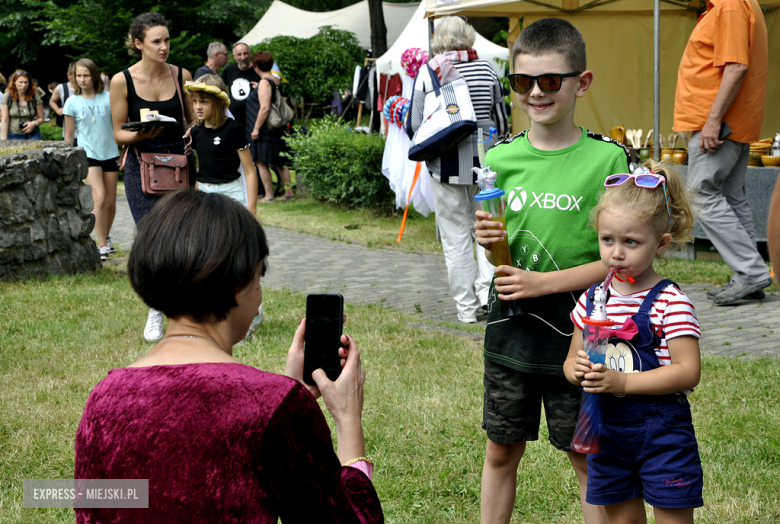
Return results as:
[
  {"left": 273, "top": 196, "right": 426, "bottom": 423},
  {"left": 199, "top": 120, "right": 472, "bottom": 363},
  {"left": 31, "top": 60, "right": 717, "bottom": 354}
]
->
[{"left": 407, "top": 16, "right": 508, "bottom": 323}]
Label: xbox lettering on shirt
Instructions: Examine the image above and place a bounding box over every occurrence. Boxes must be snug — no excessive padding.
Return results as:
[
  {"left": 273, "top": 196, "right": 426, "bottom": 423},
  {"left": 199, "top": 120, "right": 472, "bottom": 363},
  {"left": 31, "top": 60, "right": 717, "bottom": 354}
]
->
[
  {"left": 508, "top": 186, "right": 584, "bottom": 212},
  {"left": 530, "top": 191, "right": 583, "bottom": 212}
]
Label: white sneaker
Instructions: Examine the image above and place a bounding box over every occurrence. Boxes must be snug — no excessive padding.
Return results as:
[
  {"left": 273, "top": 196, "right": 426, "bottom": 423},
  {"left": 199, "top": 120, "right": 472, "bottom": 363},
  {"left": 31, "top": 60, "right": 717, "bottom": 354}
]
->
[
  {"left": 458, "top": 312, "right": 478, "bottom": 324},
  {"left": 98, "top": 245, "right": 110, "bottom": 262},
  {"left": 105, "top": 236, "right": 116, "bottom": 254},
  {"left": 144, "top": 308, "right": 165, "bottom": 342}
]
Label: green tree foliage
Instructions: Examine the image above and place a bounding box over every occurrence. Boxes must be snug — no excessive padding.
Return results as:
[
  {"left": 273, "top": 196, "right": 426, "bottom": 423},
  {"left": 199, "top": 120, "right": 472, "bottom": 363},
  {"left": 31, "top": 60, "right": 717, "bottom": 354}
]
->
[
  {"left": 0, "top": 0, "right": 47, "bottom": 64},
  {"left": 3, "top": 0, "right": 268, "bottom": 74},
  {"left": 254, "top": 26, "right": 363, "bottom": 104},
  {"left": 0, "top": 0, "right": 417, "bottom": 77},
  {"left": 286, "top": 116, "right": 393, "bottom": 208}
]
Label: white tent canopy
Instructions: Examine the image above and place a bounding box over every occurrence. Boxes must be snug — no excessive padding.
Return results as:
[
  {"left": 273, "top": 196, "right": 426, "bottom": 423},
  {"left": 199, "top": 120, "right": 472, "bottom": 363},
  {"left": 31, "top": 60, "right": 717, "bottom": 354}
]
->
[
  {"left": 242, "top": 0, "right": 419, "bottom": 49},
  {"left": 376, "top": 1, "right": 509, "bottom": 77}
]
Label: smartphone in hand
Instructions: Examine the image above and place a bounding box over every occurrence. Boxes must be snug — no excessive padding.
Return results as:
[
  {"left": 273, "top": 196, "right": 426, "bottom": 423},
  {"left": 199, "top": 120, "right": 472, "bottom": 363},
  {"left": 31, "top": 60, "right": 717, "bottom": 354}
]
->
[
  {"left": 303, "top": 294, "right": 344, "bottom": 385},
  {"left": 719, "top": 122, "right": 732, "bottom": 141}
]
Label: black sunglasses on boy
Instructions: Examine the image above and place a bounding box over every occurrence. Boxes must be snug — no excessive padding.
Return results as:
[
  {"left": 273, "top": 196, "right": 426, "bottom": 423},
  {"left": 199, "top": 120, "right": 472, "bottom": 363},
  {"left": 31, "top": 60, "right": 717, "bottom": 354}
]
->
[{"left": 508, "top": 72, "right": 582, "bottom": 94}]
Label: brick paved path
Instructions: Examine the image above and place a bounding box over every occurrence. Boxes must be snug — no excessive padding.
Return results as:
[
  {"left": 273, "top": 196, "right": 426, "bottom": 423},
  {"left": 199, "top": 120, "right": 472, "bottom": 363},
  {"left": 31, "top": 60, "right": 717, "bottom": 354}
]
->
[{"left": 108, "top": 194, "right": 779, "bottom": 358}]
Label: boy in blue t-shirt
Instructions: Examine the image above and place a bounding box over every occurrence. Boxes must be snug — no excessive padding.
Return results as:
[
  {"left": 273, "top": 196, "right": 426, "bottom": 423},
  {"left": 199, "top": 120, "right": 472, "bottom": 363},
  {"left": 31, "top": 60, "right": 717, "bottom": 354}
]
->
[{"left": 474, "top": 18, "right": 630, "bottom": 524}]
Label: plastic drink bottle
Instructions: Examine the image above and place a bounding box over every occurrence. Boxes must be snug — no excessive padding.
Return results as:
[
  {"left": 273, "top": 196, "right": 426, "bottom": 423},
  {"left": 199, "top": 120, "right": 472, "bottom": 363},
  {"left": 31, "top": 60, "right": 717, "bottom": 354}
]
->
[
  {"left": 570, "top": 318, "right": 613, "bottom": 454},
  {"left": 473, "top": 126, "right": 526, "bottom": 317},
  {"left": 474, "top": 127, "right": 512, "bottom": 271},
  {"left": 474, "top": 188, "right": 526, "bottom": 317},
  {"left": 474, "top": 188, "right": 512, "bottom": 271},
  {"left": 570, "top": 269, "right": 617, "bottom": 454}
]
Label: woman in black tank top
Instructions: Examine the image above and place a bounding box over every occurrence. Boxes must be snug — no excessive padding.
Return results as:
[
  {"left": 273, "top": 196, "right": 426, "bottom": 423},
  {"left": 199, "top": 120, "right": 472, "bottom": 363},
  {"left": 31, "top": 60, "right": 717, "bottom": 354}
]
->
[
  {"left": 110, "top": 12, "right": 193, "bottom": 225},
  {"left": 109, "top": 12, "right": 194, "bottom": 343}
]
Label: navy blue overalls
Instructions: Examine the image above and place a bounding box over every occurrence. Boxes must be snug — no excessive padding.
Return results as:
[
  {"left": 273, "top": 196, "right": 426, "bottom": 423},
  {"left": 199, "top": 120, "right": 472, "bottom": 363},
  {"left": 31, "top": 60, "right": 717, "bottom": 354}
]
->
[{"left": 582, "top": 279, "right": 703, "bottom": 509}]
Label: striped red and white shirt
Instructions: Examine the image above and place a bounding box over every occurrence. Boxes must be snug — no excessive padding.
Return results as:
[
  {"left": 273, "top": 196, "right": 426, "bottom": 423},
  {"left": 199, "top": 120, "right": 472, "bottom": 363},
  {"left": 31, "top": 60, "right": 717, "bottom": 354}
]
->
[{"left": 570, "top": 283, "right": 700, "bottom": 393}]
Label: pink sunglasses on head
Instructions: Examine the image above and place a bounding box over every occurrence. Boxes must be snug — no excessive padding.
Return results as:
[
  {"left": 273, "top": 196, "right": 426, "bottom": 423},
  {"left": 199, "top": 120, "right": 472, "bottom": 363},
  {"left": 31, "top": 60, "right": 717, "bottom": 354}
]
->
[
  {"left": 604, "top": 173, "right": 665, "bottom": 189},
  {"left": 604, "top": 172, "right": 672, "bottom": 227}
]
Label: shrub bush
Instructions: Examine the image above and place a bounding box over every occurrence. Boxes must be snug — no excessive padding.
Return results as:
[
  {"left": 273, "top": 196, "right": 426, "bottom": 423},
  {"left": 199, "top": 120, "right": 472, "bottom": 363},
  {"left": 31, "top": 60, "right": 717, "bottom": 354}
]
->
[
  {"left": 252, "top": 26, "right": 363, "bottom": 104},
  {"left": 285, "top": 117, "right": 394, "bottom": 209},
  {"left": 39, "top": 124, "right": 63, "bottom": 141}
]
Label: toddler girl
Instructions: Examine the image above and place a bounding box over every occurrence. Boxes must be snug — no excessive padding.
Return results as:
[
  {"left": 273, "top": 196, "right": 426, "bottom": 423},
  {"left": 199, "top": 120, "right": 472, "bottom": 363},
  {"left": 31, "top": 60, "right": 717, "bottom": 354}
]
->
[
  {"left": 185, "top": 75, "right": 263, "bottom": 337},
  {"left": 564, "top": 162, "right": 702, "bottom": 524}
]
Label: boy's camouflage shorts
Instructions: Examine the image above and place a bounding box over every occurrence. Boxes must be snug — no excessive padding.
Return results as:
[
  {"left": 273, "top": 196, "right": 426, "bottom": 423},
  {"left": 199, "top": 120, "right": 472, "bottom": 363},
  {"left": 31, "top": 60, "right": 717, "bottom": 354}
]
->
[{"left": 482, "top": 358, "right": 581, "bottom": 451}]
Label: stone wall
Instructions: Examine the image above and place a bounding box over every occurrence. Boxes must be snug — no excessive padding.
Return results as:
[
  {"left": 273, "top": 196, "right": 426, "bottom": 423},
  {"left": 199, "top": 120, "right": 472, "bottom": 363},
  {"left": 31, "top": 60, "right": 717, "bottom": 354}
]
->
[{"left": 0, "top": 142, "right": 99, "bottom": 281}]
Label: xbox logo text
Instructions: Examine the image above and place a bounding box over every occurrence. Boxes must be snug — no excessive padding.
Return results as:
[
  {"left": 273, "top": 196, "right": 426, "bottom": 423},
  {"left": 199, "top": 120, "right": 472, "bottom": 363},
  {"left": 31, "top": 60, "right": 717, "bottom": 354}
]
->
[{"left": 507, "top": 186, "right": 584, "bottom": 213}]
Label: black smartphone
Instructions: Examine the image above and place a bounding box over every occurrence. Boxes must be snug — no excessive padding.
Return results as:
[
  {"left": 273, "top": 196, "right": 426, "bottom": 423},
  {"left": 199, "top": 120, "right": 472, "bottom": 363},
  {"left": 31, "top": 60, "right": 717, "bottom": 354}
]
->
[
  {"left": 303, "top": 294, "right": 344, "bottom": 385},
  {"left": 719, "top": 122, "right": 732, "bottom": 141}
]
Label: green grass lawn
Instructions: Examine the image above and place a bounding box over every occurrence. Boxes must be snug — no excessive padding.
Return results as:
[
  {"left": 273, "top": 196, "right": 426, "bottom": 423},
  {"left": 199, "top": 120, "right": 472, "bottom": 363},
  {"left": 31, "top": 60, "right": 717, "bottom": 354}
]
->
[
  {"left": 1, "top": 270, "right": 779, "bottom": 523},
  {"left": 257, "top": 194, "right": 441, "bottom": 253},
  {"left": 0, "top": 143, "right": 42, "bottom": 157}
]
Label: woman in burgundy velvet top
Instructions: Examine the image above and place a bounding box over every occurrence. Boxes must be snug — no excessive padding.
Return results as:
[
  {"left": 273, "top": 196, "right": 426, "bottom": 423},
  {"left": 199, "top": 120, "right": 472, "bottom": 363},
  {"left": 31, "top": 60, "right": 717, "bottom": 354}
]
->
[{"left": 74, "top": 190, "right": 383, "bottom": 523}]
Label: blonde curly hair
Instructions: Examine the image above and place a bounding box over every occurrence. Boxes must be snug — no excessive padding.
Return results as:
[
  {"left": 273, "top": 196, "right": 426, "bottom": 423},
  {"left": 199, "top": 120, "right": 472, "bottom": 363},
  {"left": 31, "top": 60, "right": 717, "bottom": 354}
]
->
[{"left": 591, "top": 161, "right": 695, "bottom": 259}]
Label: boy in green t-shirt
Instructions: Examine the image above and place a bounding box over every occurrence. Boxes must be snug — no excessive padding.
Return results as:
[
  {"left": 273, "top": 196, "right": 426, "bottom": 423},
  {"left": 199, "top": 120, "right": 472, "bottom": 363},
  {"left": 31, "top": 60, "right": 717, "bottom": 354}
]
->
[{"left": 474, "top": 18, "right": 630, "bottom": 524}]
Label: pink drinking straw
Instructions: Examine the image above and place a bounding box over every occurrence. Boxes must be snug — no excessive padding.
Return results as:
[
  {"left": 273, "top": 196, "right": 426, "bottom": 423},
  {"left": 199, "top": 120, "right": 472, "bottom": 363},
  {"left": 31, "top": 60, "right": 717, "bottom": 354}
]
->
[{"left": 602, "top": 266, "right": 617, "bottom": 290}]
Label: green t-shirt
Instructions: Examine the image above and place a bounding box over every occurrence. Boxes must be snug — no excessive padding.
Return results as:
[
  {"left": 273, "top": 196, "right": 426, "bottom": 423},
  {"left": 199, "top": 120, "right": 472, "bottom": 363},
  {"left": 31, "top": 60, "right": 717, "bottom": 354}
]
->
[{"left": 482, "top": 127, "right": 630, "bottom": 375}]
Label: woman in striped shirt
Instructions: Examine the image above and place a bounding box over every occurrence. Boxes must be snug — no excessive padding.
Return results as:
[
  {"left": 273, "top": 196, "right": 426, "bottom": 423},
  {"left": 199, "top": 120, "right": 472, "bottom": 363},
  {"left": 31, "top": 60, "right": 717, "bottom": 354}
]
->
[{"left": 406, "top": 16, "right": 509, "bottom": 323}]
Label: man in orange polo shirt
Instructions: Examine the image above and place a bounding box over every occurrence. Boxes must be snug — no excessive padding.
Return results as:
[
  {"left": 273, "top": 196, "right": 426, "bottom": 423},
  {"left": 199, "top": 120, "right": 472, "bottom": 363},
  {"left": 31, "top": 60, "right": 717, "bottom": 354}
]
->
[{"left": 674, "top": 0, "right": 771, "bottom": 305}]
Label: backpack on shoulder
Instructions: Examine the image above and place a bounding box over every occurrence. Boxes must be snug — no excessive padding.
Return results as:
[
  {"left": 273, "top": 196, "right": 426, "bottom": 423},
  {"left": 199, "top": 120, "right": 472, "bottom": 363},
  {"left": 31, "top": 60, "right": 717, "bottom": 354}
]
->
[
  {"left": 4, "top": 92, "right": 38, "bottom": 111},
  {"left": 55, "top": 83, "right": 69, "bottom": 128},
  {"left": 4, "top": 93, "right": 39, "bottom": 132}
]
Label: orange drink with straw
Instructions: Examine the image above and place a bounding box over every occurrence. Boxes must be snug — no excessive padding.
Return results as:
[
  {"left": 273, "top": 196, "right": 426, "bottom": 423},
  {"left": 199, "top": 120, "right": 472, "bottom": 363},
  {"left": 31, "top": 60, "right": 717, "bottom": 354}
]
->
[{"left": 489, "top": 216, "right": 513, "bottom": 270}]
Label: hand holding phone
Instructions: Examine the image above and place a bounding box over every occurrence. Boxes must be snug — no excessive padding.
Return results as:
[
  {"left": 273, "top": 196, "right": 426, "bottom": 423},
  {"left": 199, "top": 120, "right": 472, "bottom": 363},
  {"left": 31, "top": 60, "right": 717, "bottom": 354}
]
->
[
  {"left": 718, "top": 122, "right": 732, "bottom": 141},
  {"left": 699, "top": 120, "right": 731, "bottom": 153},
  {"left": 303, "top": 294, "right": 344, "bottom": 385}
]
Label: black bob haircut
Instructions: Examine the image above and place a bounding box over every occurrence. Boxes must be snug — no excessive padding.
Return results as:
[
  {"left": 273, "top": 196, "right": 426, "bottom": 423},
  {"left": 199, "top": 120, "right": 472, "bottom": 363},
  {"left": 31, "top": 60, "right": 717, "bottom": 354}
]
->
[{"left": 128, "top": 190, "right": 269, "bottom": 323}]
